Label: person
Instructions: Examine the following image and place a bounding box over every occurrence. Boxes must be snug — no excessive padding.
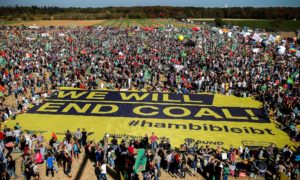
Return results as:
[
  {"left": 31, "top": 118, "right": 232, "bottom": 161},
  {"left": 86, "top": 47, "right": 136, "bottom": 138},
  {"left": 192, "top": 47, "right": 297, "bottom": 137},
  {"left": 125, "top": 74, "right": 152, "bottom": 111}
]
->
[
  {"left": 49, "top": 136, "right": 56, "bottom": 148},
  {"left": 46, "top": 153, "right": 55, "bottom": 177},
  {"left": 74, "top": 128, "right": 82, "bottom": 147},
  {"left": 34, "top": 150, "right": 43, "bottom": 164},
  {"left": 142, "top": 134, "right": 149, "bottom": 149},
  {"left": 24, "top": 159, "right": 32, "bottom": 180},
  {"left": 81, "top": 128, "right": 87, "bottom": 147},
  {"left": 166, "top": 152, "right": 173, "bottom": 172},
  {"left": 150, "top": 132, "right": 158, "bottom": 150},
  {"left": 107, "top": 149, "right": 116, "bottom": 168},
  {"left": 154, "top": 152, "right": 161, "bottom": 176},
  {"left": 65, "top": 130, "right": 72, "bottom": 143},
  {"left": 99, "top": 161, "right": 107, "bottom": 180},
  {"left": 128, "top": 144, "right": 135, "bottom": 156},
  {"left": 95, "top": 147, "right": 102, "bottom": 167},
  {"left": 63, "top": 152, "right": 72, "bottom": 177},
  {"left": 7, "top": 155, "right": 17, "bottom": 178},
  {"left": 31, "top": 163, "right": 40, "bottom": 180},
  {"left": 73, "top": 141, "right": 80, "bottom": 160},
  {"left": 215, "top": 162, "right": 223, "bottom": 180},
  {"left": 13, "top": 126, "right": 21, "bottom": 148},
  {"left": 111, "top": 135, "right": 118, "bottom": 150},
  {"left": 0, "top": 129, "right": 4, "bottom": 148},
  {"left": 223, "top": 163, "right": 230, "bottom": 180},
  {"left": 181, "top": 156, "right": 188, "bottom": 178}
]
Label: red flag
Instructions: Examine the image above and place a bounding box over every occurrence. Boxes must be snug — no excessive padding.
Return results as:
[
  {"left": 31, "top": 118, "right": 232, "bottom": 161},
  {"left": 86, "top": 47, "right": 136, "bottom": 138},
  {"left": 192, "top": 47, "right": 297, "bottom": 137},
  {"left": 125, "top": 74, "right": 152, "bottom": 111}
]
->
[{"left": 52, "top": 132, "right": 57, "bottom": 140}]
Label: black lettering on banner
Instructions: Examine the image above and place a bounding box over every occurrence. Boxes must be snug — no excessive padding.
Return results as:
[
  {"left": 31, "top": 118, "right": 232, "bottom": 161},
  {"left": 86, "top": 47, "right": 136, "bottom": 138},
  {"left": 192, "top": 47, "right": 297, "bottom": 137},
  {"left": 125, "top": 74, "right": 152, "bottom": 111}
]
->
[
  {"left": 133, "top": 120, "right": 275, "bottom": 135},
  {"left": 185, "top": 138, "right": 224, "bottom": 146},
  {"left": 50, "top": 90, "right": 214, "bottom": 105},
  {"left": 29, "top": 101, "right": 269, "bottom": 123}
]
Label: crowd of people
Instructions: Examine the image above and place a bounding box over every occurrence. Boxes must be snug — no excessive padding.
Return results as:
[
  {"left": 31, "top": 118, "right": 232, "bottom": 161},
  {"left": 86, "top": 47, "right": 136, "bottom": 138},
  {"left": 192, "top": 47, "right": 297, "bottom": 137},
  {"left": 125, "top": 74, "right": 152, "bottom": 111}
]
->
[
  {"left": 0, "top": 21, "right": 299, "bottom": 179},
  {"left": 0, "top": 123, "right": 299, "bottom": 179},
  {"left": 95, "top": 133, "right": 300, "bottom": 180},
  {"left": 0, "top": 23, "right": 298, "bottom": 139},
  {"left": 0, "top": 123, "right": 89, "bottom": 179}
]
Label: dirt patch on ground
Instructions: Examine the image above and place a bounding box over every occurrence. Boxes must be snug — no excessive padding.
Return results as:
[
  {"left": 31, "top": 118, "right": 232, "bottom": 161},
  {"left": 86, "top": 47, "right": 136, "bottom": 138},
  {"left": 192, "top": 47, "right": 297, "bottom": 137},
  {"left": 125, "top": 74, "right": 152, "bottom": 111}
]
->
[{"left": 12, "top": 20, "right": 105, "bottom": 26}]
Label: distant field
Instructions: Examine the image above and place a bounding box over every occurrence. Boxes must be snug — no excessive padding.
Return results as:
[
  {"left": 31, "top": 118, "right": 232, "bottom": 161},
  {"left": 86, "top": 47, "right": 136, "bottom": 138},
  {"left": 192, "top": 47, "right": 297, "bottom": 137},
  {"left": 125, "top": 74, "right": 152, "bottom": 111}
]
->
[
  {"left": 190, "top": 18, "right": 300, "bottom": 31},
  {"left": 0, "top": 20, "right": 105, "bottom": 26},
  {"left": 0, "top": 19, "right": 197, "bottom": 28},
  {"left": 1, "top": 19, "right": 299, "bottom": 31},
  {"left": 92, "top": 19, "right": 197, "bottom": 28}
]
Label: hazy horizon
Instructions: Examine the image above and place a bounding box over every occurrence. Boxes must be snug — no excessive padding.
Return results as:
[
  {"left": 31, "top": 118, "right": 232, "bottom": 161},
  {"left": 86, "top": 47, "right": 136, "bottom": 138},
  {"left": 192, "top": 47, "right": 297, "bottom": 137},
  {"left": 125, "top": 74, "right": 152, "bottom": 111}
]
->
[{"left": 0, "top": 0, "right": 300, "bottom": 8}]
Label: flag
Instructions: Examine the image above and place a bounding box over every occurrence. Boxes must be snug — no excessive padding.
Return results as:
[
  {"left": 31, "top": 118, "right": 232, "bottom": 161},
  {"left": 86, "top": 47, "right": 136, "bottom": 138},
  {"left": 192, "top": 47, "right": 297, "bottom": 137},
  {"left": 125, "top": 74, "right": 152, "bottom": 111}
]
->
[
  {"left": 137, "top": 47, "right": 143, "bottom": 54},
  {"left": 134, "top": 149, "right": 147, "bottom": 173},
  {"left": 181, "top": 51, "right": 187, "bottom": 58},
  {"left": 51, "top": 132, "right": 57, "bottom": 141},
  {"left": 231, "top": 43, "right": 237, "bottom": 51},
  {"left": 0, "top": 57, "right": 7, "bottom": 66},
  {"left": 144, "top": 69, "right": 151, "bottom": 81},
  {"left": 287, "top": 77, "right": 294, "bottom": 85},
  {"left": 46, "top": 42, "right": 51, "bottom": 51}
]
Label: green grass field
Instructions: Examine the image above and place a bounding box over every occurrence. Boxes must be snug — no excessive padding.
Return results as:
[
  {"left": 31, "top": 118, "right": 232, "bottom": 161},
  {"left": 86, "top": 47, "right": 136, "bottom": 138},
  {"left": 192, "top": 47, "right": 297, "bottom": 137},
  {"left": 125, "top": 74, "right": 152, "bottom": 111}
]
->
[
  {"left": 192, "top": 19, "right": 300, "bottom": 31},
  {"left": 0, "top": 20, "right": 25, "bottom": 25},
  {"left": 0, "top": 19, "right": 197, "bottom": 28}
]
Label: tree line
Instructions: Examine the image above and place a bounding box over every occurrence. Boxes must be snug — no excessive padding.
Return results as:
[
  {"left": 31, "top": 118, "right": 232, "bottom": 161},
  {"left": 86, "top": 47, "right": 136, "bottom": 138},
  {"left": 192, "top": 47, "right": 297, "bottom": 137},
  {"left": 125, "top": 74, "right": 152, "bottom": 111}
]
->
[{"left": 0, "top": 6, "right": 299, "bottom": 20}]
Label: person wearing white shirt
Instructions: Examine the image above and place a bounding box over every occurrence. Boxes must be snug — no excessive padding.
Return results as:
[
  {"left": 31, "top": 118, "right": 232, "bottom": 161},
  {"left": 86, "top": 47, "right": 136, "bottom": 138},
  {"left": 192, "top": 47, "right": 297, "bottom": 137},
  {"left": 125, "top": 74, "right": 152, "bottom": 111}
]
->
[
  {"left": 99, "top": 162, "right": 107, "bottom": 180},
  {"left": 13, "top": 128, "right": 20, "bottom": 146}
]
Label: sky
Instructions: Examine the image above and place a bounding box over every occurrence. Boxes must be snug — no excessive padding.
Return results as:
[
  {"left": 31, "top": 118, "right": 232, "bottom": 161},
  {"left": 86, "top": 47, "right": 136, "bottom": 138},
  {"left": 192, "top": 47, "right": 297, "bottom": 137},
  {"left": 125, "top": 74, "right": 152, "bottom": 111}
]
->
[{"left": 0, "top": 0, "right": 300, "bottom": 7}]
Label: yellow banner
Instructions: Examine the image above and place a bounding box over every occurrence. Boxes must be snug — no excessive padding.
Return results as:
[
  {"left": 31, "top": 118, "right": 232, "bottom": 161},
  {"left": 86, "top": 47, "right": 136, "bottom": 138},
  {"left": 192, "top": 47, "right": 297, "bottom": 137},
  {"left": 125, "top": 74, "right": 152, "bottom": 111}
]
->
[{"left": 5, "top": 90, "right": 297, "bottom": 149}]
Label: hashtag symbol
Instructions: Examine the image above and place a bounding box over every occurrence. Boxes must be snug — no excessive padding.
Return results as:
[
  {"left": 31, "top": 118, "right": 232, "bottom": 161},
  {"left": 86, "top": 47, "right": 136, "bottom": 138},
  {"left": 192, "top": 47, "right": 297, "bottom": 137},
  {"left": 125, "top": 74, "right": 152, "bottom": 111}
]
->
[{"left": 128, "top": 120, "right": 139, "bottom": 126}]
